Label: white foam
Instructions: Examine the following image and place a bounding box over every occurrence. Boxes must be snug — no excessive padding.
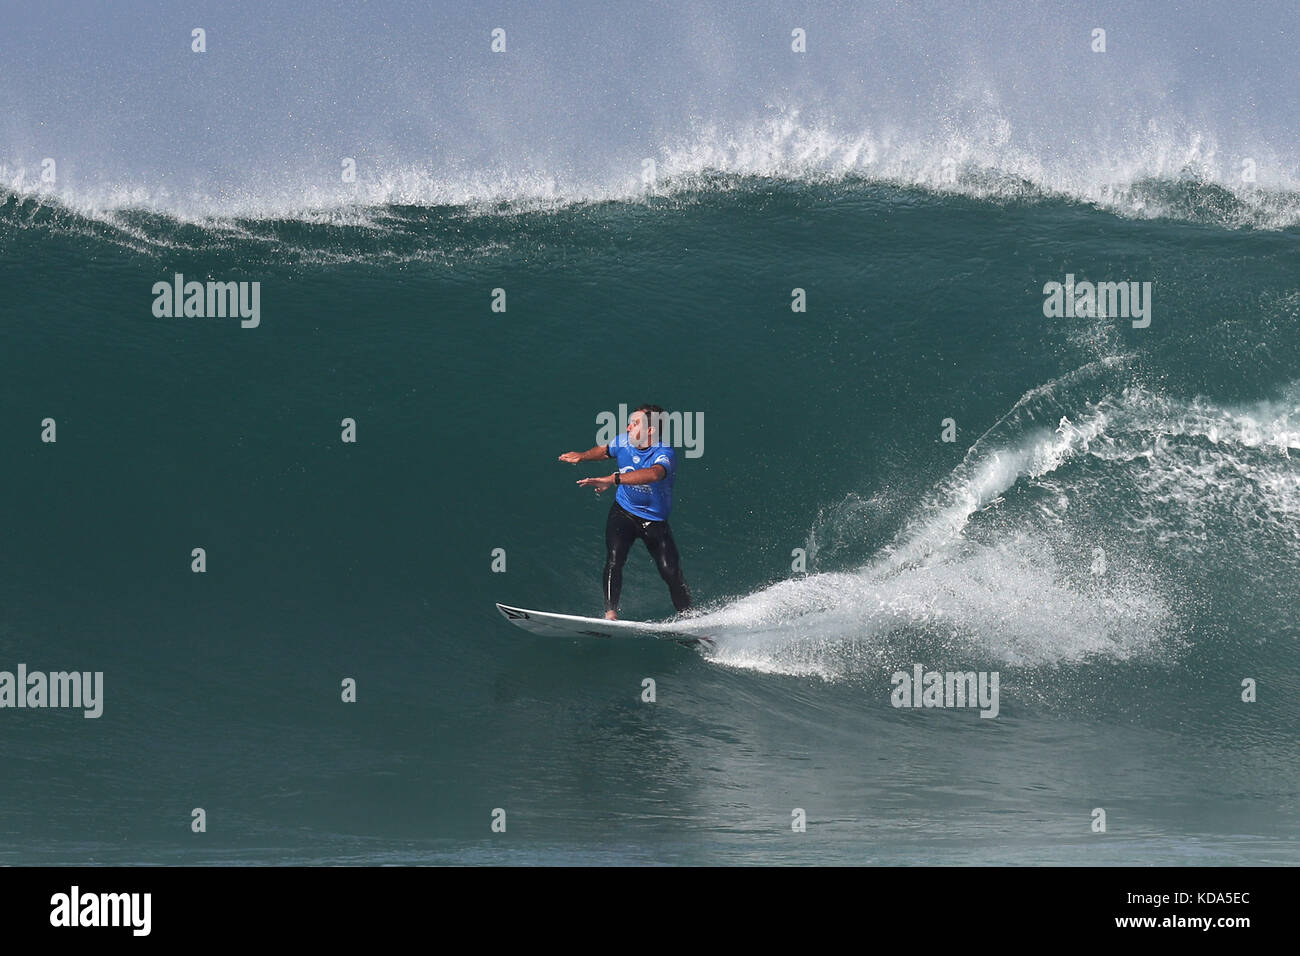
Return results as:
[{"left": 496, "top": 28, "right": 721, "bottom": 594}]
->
[
  {"left": 695, "top": 375, "right": 1300, "bottom": 679},
  {"left": 5, "top": 108, "right": 1300, "bottom": 227},
  {"left": 699, "top": 535, "right": 1172, "bottom": 679}
]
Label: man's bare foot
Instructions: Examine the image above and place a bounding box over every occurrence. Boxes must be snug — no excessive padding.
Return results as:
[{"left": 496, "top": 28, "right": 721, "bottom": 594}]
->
[{"left": 604, "top": 610, "right": 618, "bottom": 621}]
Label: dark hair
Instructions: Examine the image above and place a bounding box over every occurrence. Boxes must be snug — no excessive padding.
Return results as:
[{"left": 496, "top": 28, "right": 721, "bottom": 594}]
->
[{"left": 634, "top": 404, "right": 665, "bottom": 438}]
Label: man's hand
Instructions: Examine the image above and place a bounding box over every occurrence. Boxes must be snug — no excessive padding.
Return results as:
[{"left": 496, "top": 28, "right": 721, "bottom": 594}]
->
[
  {"left": 557, "top": 451, "right": 584, "bottom": 463},
  {"left": 576, "top": 475, "right": 616, "bottom": 494}
]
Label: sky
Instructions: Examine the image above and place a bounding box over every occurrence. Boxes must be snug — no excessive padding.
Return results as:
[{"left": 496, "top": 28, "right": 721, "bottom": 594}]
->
[{"left": 2, "top": 0, "right": 1296, "bottom": 211}]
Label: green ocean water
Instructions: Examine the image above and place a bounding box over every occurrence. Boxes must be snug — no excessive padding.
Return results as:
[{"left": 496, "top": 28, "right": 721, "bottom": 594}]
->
[{"left": 1, "top": 176, "right": 1298, "bottom": 864}]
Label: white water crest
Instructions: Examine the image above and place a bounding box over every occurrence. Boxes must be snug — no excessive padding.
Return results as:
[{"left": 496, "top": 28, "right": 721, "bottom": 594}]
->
[
  {"left": 687, "top": 370, "right": 1300, "bottom": 678},
  {"left": 4, "top": 1, "right": 1299, "bottom": 226}
]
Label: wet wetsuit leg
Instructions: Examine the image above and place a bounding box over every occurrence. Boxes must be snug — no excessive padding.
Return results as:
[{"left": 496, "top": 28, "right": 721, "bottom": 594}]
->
[
  {"left": 642, "top": 519, "right": 693, "bottom": 612},
  {"left": 603, "top": 502, "right": 640, "bottom": 614}
]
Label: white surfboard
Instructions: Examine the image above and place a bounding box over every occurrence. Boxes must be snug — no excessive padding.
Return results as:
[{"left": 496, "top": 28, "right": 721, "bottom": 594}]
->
[{"left": 496, "top": 603, "right": 714, "bottom": 645}]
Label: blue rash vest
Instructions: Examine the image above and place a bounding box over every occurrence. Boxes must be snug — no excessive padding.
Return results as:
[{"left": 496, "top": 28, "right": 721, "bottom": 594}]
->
[{"left": 606, "top": 435, "right": 678, "bottom": 521}]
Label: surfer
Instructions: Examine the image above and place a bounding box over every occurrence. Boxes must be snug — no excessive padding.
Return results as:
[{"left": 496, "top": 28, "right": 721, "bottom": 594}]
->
[{"left": 558, "top": 405, "right": 693, "bottom": 620}]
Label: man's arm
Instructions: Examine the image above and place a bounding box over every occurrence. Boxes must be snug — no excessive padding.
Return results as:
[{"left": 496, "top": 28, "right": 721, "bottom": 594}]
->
[
  {"left": 616, "top": 465, "right": 667, "bottom": 484},
  {"left": 576, "top": 464, "right": 665, "bottom": 493},
  {"left": 558, "top": 445, "right": 611, "bottom": 463}
]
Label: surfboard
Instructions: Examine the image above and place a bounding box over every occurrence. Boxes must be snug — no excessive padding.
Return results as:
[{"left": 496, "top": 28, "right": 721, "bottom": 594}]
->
[{"left": 495, "top": 603, "right": 714, "bottom": 646}]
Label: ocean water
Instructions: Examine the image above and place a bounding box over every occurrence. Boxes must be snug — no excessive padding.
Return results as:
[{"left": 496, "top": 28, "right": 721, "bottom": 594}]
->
[
  {"left": 3, "top": 0, "right": 1299, "bottom": 865},
  {"left": 3, "top": 173, "right": 1297, "bottom": 865}
]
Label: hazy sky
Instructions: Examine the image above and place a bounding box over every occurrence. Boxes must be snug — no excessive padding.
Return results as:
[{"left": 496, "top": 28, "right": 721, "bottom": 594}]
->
[{"left": 3, "top": 0, "right": 1296, "bottom": 206}]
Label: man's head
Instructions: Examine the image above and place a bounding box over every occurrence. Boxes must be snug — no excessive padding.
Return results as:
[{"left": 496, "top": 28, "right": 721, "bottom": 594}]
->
[{"left": 628, "top": 404, "right": 665, "bottom": 448}]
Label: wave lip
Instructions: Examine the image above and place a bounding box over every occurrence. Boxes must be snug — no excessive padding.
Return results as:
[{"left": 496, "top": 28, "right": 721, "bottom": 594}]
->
[{"left": 6, "top": 108, "right": 1300, "bottom": 229}]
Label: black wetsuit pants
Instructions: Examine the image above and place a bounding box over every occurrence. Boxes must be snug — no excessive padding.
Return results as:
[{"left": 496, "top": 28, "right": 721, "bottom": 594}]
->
[{"left": 604, "top": 502, "right": 692, "bottom": 614}]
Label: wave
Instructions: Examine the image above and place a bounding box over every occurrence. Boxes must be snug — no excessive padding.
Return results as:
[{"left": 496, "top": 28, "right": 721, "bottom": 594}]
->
[
  {"left": 6, "top": 110, "right": 1300, "bottom": 231},
  {"left": 684, "top": 365, "right": 1300, "bottom": 679}
]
